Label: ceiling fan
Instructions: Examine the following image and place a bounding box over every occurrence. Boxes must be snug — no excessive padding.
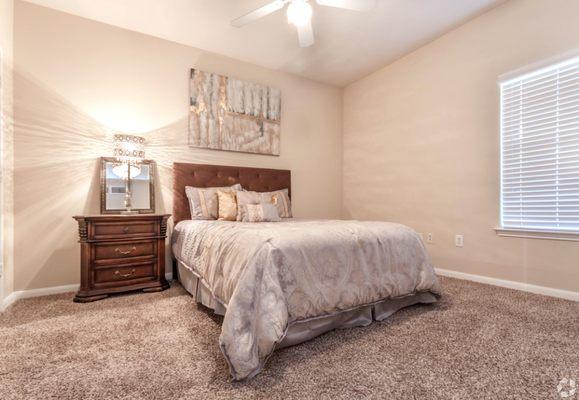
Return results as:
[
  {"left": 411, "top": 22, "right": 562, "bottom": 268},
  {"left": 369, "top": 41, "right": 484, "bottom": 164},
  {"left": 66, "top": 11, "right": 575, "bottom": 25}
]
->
[{"left": 231, "top": 0, "right": 375, "bottom": 48}]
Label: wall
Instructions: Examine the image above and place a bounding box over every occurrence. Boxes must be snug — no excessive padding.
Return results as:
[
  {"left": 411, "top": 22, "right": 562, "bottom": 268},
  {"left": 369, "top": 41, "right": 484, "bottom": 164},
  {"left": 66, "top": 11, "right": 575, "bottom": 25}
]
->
[
  {"left": 0, "top": 0, "right": 14, "bottom": 305},
  {"left": 343, "top": 0, "right": 579, "bottom": 292},
  {"left": 13, "top": 1, "right": 342, "bottom": 290}
]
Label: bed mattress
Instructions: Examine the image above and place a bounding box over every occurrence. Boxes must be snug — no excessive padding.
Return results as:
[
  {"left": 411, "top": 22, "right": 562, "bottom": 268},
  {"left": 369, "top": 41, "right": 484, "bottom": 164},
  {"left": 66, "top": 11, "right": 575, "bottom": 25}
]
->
[{"left": 172, "top": 219, "right": 441, "bottom": 380}]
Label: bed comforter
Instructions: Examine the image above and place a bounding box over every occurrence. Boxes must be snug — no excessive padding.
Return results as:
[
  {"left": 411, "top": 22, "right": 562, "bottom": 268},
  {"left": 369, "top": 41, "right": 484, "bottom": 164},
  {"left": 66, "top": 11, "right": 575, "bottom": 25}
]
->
[{"left": 172, "top": 219, "right": 441, "bottom": 380}]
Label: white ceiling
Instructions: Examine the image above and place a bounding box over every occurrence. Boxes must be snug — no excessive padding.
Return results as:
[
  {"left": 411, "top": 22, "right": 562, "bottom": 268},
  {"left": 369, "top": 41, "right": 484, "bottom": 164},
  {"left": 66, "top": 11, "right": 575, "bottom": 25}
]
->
[{"left": 22, "top": 0, "right": 508, "bottom": 86}]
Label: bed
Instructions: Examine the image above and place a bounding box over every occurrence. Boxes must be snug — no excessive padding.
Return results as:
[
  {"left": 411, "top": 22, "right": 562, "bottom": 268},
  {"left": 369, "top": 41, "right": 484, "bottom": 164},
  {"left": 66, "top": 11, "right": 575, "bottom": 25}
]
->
[{"left": 171, "top": 163, "right": 441, "bottom": 381}]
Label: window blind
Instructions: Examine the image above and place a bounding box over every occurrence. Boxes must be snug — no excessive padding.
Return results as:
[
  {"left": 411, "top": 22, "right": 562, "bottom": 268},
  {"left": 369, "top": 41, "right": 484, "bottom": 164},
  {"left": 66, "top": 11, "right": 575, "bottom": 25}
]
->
[{"left": 500, "top": 56, "right": 579, "bottom": 232}]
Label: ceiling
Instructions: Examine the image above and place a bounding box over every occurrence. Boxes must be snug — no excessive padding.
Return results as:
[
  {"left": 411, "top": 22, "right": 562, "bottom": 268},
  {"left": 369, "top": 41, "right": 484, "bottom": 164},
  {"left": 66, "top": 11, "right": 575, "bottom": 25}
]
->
[{"left": 22, "top": 0, "right": 508, "bottom": 86}]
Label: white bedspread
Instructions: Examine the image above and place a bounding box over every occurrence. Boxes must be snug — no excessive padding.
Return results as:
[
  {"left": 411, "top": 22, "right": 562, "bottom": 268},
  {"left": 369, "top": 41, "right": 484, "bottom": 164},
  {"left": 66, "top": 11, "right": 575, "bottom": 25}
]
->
[{"left": 172, "top": 219, "right": 441, "bottom": 380}]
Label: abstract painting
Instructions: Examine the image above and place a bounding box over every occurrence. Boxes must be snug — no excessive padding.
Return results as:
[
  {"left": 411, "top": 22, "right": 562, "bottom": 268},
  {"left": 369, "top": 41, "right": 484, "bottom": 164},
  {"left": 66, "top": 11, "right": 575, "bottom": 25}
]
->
[{"left": 189, "top": 69, "right": 281, "bottom": 156}]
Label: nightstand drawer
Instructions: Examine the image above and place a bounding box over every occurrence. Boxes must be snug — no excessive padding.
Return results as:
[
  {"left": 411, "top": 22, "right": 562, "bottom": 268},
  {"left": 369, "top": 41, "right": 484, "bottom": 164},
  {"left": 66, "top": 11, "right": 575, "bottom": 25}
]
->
[
  {"left": 92, "top": 221, "right": 157, "bottom": 240},
  {"left": 94, "top": 241, "right": 156, "bottom": 260},
  {"left": 94, "top": 262, "right": 155, "bottom": 284}
]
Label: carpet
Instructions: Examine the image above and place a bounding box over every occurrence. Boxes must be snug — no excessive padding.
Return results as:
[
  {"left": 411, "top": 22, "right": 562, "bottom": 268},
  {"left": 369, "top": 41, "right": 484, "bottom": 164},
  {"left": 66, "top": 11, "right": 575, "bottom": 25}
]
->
[{"left": 0, "top": 277, "right": 577, "bottom": 399}]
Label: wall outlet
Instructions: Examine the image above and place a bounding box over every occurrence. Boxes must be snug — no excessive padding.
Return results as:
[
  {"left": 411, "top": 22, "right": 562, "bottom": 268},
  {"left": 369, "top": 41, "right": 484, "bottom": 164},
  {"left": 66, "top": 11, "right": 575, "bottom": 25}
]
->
[
  {"left": 455, "top": 234, "right": 464, "bottom": 247},
  {"left": 427, "top": 233, "right": 433, "bottom": 243}
]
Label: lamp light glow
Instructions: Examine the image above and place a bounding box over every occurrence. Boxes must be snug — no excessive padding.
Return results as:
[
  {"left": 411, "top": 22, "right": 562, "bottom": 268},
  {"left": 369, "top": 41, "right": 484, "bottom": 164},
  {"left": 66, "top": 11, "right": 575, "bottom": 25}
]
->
[
  {"left": 112, "top": 133, "right": 146, "bottom": 214},
  {"left": 112, "top": 164, "right": 141, "bottom": 180},
  {"left": 287, "top": 0, "right": 312, "bottom": 26},
  {"left": 113, "top": 134, "right": 145, "bottom": 166}
]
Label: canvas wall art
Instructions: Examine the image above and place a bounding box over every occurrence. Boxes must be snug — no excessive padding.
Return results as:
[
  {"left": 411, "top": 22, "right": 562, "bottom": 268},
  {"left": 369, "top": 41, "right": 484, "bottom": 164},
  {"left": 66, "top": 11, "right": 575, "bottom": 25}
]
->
[{"left": 189, "top": 69, "right": 282, "bottom": 156}]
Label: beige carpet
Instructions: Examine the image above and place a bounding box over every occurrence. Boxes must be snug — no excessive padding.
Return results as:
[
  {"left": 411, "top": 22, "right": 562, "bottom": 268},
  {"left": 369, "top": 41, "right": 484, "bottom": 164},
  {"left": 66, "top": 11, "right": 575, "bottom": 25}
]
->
[{"left": 0, "top": 277, "right": 577, "bottom": 399}]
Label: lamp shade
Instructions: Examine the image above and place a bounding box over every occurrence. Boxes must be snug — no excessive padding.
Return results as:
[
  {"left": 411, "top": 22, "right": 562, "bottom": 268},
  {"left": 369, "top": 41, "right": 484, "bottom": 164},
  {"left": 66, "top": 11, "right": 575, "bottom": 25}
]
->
[{"left": 113, "top": 134, "right": 145, "bottom": 165}]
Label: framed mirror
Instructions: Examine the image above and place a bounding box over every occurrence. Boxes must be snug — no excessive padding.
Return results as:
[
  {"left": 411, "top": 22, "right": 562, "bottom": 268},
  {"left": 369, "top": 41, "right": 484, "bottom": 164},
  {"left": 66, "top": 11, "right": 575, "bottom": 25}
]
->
[{"left": 100, "top": 157, "right": 156, "bottom": 214}]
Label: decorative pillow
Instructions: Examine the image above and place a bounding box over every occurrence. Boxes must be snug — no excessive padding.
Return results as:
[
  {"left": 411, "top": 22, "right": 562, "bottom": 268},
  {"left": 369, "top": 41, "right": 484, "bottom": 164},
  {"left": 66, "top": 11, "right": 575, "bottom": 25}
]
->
[
  {"left": 242, "top": 203, "right": 281, "bottom": 222},
  {"left": 217, "top": 190, "right": 237, "bottom": 221},
  {"left": 235, "top": 190, "right": 262, "bottom": 221},
  {"left": 267, "top": 189, "right": 292, "bottom": 218},
  {"left": 236, "top": 188, "right": 292, "bottom": 220},
  {"left": 185, "top": 184, "right": 242, "bottom": 220}
]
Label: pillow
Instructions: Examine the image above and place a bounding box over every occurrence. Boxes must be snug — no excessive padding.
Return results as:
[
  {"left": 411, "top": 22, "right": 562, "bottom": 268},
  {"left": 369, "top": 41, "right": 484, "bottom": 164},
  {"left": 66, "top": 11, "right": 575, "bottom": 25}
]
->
[
  {"left": 242, "top": 203, "right": 281, "bottom": 222},
  {"left": 267, "top": 189, "right": 292, "bottom": 218},
  {"left": 235, "top": 190, "right": 261, "bottom": 221},
  {"left": 185, "top": 184, "right": 242, "bottom": 220},
  {"left": 217, "top": 190, "right": 237, "bottom": 221},
  {"left": 236, "top": 188, "right": 292, "bottom": 221}
]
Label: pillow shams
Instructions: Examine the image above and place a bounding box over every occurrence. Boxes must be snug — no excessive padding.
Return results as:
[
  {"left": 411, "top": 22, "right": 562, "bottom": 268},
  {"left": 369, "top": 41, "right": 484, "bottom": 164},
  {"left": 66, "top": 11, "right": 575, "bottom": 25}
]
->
[
  {"left": 268, "top": 189, "right": 292, "bottom": 218},
  {"left": 185, "top": 184, "right": 242, "bottom": 220},
  {"left": 236, "top": 188, "right": 291, "bottom": 220}
]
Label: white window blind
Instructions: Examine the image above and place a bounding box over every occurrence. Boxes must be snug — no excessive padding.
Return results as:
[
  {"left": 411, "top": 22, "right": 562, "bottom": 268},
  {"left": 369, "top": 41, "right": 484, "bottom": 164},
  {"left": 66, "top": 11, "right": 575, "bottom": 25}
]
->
[{"left": 500, "top": 56, "right": 579, "bottom": 232}]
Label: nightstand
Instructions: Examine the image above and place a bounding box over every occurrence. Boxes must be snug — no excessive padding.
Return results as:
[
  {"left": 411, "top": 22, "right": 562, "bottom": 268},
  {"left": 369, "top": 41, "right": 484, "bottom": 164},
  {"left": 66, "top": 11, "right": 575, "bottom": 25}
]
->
[{"left": 72, "top": 214, "right": 171, "bottom": 302}]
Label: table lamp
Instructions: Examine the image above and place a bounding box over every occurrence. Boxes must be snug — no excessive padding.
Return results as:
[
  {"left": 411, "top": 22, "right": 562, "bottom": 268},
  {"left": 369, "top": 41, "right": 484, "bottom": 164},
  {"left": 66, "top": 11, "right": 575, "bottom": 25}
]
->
[{"left": 112, "top": 134, "right": 145, "bottom": 215}]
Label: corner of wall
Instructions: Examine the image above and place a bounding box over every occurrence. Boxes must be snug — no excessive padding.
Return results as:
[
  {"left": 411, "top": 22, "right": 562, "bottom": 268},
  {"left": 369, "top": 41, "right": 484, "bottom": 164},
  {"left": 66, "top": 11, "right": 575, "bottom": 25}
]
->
[{"left": 0, "top": 0, "right": 15, "bottom": 307}]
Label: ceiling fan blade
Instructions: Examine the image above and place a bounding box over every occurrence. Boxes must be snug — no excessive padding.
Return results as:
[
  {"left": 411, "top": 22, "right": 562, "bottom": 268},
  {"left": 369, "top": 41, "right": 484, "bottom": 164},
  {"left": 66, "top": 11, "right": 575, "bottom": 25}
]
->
[
  {"left": 296, "top": 20, "right": 314, "bottom": 48},
  {"left": 315, "top": 0, "right": 375, "bottom": 11},
  {"left": 231, "top": 0, "right": 286, "bottom": 27}
]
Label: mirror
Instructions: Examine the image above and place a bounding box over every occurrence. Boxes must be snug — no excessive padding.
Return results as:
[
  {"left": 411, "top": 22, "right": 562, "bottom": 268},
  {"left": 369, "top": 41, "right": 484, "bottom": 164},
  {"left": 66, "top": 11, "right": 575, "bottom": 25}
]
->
[{"left": 100, "top": 157, "right": 155, "bottom": 214}]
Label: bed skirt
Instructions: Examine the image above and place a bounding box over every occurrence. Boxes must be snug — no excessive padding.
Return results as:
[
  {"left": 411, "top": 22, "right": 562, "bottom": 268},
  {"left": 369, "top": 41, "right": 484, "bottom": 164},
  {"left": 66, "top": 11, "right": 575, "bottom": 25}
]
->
[{"left": 176, "top": 260, "right": 437, "bottom": 350}]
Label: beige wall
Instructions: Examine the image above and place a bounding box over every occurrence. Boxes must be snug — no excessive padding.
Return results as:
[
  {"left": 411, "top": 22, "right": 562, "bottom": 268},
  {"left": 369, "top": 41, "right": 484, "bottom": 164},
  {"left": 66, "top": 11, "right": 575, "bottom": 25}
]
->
[
  {"left": 344, "top": 0, "right": 579, "bottom": 292},
  {"left": 13, "top": 1, "right": 342, "bottom": 290},
  {"left": 12, "top": 0, "right": 579, "bottom": 294},
  {"left": 1, "top": 0, "right": 14, "bottom": 303}
]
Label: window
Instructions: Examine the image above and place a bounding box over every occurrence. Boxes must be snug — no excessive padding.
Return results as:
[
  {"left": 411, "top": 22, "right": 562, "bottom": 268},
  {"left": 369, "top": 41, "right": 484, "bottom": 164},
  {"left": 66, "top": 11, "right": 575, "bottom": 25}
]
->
[{"left": 500, "top": 56, "right": 579, "bottom": 233}]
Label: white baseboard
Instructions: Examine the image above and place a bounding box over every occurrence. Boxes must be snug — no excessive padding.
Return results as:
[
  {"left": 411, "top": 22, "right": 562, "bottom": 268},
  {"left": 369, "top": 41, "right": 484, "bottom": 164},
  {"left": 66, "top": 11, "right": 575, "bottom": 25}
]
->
[
  {"left": 1, "top": 272, "right": 174, "bottom": 312},
  {"left": 1, "top": 292, "right": 17, "bottom": 312},
  {"left": 4, "top": 269, "right": 574, "bottom": 311},
  {"left": 1, "top": 283, "right": 79, "bottom": 312},
  {"left": 435, "top": 268, "right": 579, "bottom": 302}
]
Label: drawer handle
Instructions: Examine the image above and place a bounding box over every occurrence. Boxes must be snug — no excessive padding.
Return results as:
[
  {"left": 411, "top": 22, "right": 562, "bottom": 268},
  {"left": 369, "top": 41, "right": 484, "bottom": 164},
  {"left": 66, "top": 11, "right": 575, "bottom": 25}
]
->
[
  {"left": 114, "top": 269, "right": 136, "bottom": 278},
  {"left": 122, "top": 226, "right": 130, "bottom": 233},
  {"left": 115, "top": 246, "right": 137, "bottom": 255}
]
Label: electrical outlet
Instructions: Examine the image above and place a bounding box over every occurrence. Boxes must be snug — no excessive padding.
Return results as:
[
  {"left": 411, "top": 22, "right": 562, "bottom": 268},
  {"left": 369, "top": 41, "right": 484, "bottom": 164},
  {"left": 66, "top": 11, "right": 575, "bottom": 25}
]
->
[
  {"left": 427, "top": 233, "right": 433, "bottom": 243},
  {"left": 455, "top": 234, "right": 464, "bottom": 247}
]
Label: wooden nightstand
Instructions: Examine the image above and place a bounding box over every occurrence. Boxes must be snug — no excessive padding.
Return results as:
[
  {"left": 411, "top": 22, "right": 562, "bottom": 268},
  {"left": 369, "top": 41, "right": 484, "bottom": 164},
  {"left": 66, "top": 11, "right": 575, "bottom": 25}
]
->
[{"left": 72, "top": 214, "right": 171, "bottom": 302}]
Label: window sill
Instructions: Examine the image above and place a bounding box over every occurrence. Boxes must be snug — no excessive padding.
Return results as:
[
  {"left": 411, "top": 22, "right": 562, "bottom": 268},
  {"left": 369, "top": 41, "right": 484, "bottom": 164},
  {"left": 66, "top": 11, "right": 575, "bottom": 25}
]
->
[{"left": 494, "top": 227, "right": 579, "bottom": 242}]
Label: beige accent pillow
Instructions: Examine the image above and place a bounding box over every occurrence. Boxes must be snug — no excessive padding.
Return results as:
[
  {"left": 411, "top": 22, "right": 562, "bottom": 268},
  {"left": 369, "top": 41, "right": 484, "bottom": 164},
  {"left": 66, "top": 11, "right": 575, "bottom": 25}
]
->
[
  {"left": 217, "top": 190, "right": 238, "bottom": 221},
  {"left": 185, "top": 184, "right": 242, "bottom": 220},
  {"left": 236, "top": 190, "right": 262, "bottom": 221},
  {"left": 242, "top": 203, "right": 281, "bottom": 222},
  {"left": 236, "top": 188, "right": 292, "bottom": 220}
]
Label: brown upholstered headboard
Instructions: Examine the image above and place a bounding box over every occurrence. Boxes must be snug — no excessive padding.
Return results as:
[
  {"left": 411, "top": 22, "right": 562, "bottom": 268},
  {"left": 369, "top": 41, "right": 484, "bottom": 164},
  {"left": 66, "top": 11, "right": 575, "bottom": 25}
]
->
[{"left": 173, "top": 163, "right": 291, "bottom": 224}]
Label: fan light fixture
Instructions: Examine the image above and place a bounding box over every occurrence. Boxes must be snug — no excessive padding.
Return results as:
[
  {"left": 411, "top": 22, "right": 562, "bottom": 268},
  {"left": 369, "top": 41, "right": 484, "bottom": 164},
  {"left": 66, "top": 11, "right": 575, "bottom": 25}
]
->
[
  {"left": 231, "top": 0, "right": 375, "bottom": 48},
  {"left": 287, "top": 0, "right": 312, "bottom": 26}
]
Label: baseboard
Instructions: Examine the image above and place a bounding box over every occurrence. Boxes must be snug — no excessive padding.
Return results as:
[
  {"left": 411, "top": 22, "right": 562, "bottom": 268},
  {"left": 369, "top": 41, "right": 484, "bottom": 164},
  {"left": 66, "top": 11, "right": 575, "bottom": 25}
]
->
[
  {"left": 1, "top": 283, "right": 79, "bottom": 312},
  {"left": 1, "top": 292, "right": 18, "bottom": 312},
  {"left": 0, "top": 272, "right": 174, "bottom": 312},
  {"left": 5, "top": 269, "right": 573, "bottom": 311},
  {"left": 435, "top": 268, "right": 579, "bottom": 302}
]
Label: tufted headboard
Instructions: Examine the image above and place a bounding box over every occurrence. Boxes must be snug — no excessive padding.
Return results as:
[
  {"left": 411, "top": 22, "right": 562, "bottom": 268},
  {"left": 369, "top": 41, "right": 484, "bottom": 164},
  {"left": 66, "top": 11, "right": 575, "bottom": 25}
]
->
[{"left": 173, "top": 163, "right": 291, "bottom": 224}]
